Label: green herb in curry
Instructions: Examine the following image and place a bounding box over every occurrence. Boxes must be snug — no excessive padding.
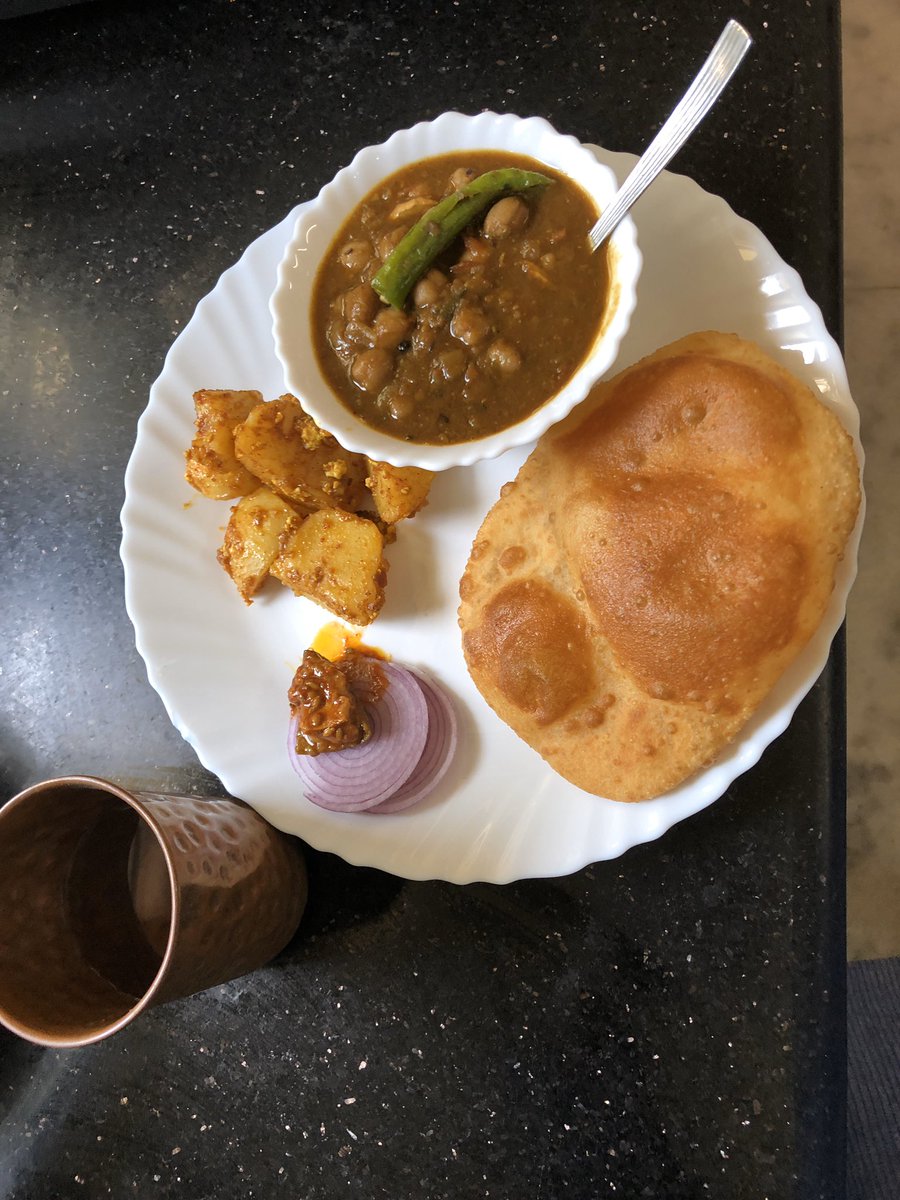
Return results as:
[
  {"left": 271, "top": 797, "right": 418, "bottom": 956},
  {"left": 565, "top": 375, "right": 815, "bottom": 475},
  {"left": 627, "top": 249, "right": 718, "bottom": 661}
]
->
[{"left": 372, "top": 167, "right": 552, "bottom": 309}]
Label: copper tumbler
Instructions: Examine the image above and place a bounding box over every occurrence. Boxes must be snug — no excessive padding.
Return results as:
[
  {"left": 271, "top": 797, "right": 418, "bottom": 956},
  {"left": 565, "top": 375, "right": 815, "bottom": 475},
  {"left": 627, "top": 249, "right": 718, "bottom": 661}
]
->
[{"left": 0, "top": 776, "right": 307, "bottom": 1047}]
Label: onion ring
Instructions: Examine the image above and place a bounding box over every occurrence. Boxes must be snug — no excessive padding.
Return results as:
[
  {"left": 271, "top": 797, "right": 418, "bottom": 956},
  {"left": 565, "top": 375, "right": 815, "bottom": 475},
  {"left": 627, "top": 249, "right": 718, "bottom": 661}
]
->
[{"left": 367, "top": 669, "right": 458, "bottom": 814}]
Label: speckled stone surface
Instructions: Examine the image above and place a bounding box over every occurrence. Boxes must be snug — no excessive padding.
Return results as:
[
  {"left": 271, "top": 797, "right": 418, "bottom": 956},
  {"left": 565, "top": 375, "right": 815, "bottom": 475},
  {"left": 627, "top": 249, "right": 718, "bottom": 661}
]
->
[
  {"left": 0, "top": 0, "right": 847, "bottom": 1196},
  {"left": 843, "top": 0, "right": 900, "bottom": 961}
]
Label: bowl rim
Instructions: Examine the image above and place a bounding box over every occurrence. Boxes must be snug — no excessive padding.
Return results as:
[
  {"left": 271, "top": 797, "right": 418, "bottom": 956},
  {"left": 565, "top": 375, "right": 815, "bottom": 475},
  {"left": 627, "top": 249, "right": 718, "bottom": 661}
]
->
[{"left": 270, "top": 110, "right": 642, "bottom": 471}]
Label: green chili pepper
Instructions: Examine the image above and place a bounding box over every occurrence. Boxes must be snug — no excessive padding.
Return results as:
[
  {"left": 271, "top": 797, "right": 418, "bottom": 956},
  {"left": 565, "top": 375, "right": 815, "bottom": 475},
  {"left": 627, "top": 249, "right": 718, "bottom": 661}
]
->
[{"left": 371, "top": 167, "right": 552, "bottom": 309}]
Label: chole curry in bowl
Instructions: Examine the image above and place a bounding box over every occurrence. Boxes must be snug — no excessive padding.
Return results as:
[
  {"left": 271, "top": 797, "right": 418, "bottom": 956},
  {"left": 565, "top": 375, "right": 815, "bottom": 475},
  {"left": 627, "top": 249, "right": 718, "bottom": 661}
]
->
[
  {"left": 311, "top": 151, "right": 610, "bottom": 446},
  {"left": 270, "top": 112, "right": 641, "bottom": 471}
]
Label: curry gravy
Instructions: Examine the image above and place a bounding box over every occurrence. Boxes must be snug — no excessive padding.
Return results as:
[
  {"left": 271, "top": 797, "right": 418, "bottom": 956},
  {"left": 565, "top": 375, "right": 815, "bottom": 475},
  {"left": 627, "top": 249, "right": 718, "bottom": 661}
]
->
[{"left": 311, "top": 151, "right": 610, "bottom": 444}]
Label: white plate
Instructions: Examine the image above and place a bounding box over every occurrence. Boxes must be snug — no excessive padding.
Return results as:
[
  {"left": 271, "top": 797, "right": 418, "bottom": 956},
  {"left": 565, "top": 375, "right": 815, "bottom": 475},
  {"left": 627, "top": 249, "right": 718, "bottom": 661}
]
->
[{"left": 121, "top": 146, "right": 864, "bottom": 885}]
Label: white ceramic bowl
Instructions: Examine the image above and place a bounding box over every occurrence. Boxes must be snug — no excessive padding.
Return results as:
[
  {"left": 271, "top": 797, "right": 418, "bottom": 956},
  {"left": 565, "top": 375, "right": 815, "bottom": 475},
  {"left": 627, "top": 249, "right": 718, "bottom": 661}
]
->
[{"left": 270, "top": 111, "right": 642, "bottom": 471}]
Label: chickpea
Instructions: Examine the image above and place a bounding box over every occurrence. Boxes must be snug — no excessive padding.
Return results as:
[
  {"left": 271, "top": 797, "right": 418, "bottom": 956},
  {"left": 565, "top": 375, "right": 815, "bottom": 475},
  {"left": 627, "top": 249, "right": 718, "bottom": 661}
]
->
[
  {"left": 448, "top": 166, "right": 477, "bottom": 192},
  {"left": 385, "top": 389, "right": 415, "bottom": 423},
  {"left": 431, "top": 348, "right": 467, "bottom": 383},
  {"left": 460, "top": 234, "right": 493, "bottom": 263},
  {"left": 483, "top": 196, "right": 530, "bottom": 239},
  {"left": 338, "top": 240, "right": 372, "bottom": 273},
  {"left": 485, "top": 339, "right": 522, "bottom": 374},
  {"left": 343, "top": 320, "right": 375, "bottom": 349},
  {"left": 376, "top": 226, "right": 408, "bottom": 261},
  {"left": 463, "top": 377, "right": 485, "bottom": 406},
  {"left": 389, "top": 196, "right": 436, "bottom": 221},
  {"left": 450, "top": 303, "right": 491, "bottom": 348},
  {"left": 342, "top": 283, "right": 378, "bottom": 323},
  {"left": 350, "top": 348, "right": 394, "bottom": 394},
  {"left": 455, "top": 267, "right": 489, "bottom": 296},
  {"left": 327, "top": 319, "right": 353, "bottom": 360},
  {"left": 373, "top": 306, "right": 413, "bottom": 350},
  {"left": 412, "top": 268, "right": 448, "bottom": 308},
  {"left": 413, "top": 324, "right": 436, "bottom": 353},
  {"left": 407, "top": 180, "right": 434, "bottom": 198}
]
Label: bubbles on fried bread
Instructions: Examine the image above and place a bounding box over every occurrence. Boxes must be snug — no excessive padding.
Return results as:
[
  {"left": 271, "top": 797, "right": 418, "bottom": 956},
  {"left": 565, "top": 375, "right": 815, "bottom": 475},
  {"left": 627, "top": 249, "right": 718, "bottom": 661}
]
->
[
  {"left": 681, "top": 400, "right": 707, "bottom": 426},
  {"left": 498, "top": 545, "right": 527, "bottom": 571}
]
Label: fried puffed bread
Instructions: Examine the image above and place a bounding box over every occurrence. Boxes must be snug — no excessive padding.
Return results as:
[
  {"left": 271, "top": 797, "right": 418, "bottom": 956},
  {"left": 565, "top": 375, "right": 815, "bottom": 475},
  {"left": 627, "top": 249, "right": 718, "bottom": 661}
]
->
[{"left": 458, "top": 331, "right": 861, "bottom": 802}]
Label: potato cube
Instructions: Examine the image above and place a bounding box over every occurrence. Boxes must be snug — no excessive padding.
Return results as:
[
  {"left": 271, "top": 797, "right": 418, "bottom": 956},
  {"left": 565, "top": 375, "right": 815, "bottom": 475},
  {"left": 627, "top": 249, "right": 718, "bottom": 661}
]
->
[
  {"left": 185, "top": 389, "right": 262, "bottom": 499},
  {"left": 217, "top": 487, "right": 306, "bottom": 604},
  {"left": 234, "top": 394, "right": 370, "bottom": 512},
  {"left": 270, "top": 509, "right": 387, "bottom": 626},
  {"left": 365, "top": 460, "right": 434, "bottom": 524}
]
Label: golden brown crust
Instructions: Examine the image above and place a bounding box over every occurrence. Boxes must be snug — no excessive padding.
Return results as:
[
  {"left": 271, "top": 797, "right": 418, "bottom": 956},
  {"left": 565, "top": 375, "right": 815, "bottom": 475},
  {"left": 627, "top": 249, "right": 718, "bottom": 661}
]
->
[
  {"left": 232, "top": 394, "right": 371, "bottom": 513},
  {"left": 184, "top": 389, "right": 263, "bottom": 499},
  {"left": 458, "top": 332, "right": 861, "bottom": 802},
  {"left": 462, "top": 578, "right": 595, "bottom": 727}
]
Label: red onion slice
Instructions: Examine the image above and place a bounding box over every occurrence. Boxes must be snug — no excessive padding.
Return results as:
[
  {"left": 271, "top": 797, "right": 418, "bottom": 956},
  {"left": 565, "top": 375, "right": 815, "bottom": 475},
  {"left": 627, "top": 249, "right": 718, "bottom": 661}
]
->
[
  {"left": 367, "top": 668, "right": 458, "bottom": 814},
  {"left": 288, "top": 660, "right": 428, "bottom": 812}
]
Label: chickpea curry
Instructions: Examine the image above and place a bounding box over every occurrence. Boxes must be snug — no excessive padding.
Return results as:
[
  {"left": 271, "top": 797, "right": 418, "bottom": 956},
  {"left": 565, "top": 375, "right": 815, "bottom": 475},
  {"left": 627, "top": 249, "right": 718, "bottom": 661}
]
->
[{"left": 311, "top": 151, "right": 610, "bottom": 445}]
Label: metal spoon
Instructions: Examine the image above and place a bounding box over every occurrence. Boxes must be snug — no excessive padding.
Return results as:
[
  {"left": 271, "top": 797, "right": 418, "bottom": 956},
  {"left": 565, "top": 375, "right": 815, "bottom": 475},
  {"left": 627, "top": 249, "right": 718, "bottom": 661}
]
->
[{"left": 588, "top": 19, "right": 752, "bottom": 251}]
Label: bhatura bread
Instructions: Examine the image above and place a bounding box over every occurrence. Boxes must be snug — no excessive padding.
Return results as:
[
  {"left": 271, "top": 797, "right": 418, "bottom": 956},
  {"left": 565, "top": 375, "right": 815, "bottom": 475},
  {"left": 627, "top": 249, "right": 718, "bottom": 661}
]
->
[{"left": 458, "top": 332, "right": 861, "bottom": 802}]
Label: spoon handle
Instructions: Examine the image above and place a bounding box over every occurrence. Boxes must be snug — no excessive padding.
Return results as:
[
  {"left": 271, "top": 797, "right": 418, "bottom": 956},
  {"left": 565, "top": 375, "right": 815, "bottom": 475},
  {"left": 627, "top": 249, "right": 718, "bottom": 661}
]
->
[{"left": 588, "top": 19, "right": 752, "bottom": 251}]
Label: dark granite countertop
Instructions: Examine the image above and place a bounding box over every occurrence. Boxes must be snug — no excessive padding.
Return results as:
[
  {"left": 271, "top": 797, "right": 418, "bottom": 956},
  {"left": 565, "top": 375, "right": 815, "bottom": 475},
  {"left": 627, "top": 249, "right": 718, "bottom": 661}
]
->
[{"left": 0, "top": 1, "right": 846, "bottom": 1196}]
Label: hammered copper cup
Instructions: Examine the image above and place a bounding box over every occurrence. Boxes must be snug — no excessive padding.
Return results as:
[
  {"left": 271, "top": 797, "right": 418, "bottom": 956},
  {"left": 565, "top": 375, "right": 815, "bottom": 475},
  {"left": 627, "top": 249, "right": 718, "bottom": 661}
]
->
[{"left": 0, "top": 776, "right": 307, "bottom": 1047}]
